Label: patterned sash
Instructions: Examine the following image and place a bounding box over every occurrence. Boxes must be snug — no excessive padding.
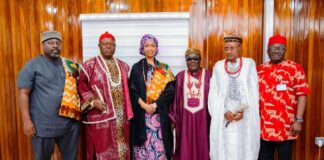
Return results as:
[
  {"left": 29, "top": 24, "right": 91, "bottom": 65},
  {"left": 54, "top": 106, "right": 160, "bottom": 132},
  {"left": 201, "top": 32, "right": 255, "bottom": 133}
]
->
[
  {"left": 59, "top": 58, "right": 81, "bottom": 120},
  {"left": 146, "top": 61, "right": 174, "bottom": 104}
]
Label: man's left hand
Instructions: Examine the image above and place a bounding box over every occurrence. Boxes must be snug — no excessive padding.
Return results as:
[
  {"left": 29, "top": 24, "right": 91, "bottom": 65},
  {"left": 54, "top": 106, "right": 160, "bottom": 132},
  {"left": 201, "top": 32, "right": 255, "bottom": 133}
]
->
[{"left": 291, "top": 121, "right": 302, "bottom": 135}]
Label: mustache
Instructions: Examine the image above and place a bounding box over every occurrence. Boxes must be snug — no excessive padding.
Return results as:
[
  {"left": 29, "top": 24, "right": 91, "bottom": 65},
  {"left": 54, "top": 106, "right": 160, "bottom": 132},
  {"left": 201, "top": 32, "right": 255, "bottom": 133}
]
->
[{"left": 50, "top": 49, "right": 60, "bottom": 54}]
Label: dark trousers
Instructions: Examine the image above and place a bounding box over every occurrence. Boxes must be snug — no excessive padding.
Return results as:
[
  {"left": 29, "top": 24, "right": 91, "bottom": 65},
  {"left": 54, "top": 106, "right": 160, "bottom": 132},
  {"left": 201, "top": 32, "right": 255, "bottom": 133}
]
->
[
  {"left": 258, "top": 139, "right": 293, "bottom": 160},
  {"left": 31, "top": 123, "right": 80, "bottom": 160}
]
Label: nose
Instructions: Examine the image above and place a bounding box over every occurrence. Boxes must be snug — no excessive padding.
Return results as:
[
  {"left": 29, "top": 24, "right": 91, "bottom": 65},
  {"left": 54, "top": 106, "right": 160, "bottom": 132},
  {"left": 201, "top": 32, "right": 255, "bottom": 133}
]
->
[
  {"left": 273, "top": 49, "right": 281, "bottom": 54},
  {"left": 105, "top": 43, "right": 115, "bottom": 49},
  {"left": 224, "top": 48, "right": 233, "bottom": 53}
]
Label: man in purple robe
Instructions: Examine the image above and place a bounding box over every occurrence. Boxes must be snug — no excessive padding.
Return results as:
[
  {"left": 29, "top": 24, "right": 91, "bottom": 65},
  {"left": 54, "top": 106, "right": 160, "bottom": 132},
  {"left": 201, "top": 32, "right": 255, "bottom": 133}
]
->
[{"left": 169, "top": 48, "right": 211, "bottom": 160}]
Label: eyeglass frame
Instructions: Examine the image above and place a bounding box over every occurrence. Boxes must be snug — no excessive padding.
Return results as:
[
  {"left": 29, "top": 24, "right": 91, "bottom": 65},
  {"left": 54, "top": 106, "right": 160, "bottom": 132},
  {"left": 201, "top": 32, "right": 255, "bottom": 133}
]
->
[
  {"left": 186, "top": 56, "right": 200, "bottom": 62},
  {"left": 223, "top": 45, "right": 240, "bottom": 52},
  {"left": 99, "top": 42, "right": 116, "bottom": 47},
  {"left": 268, "top": 46, "right": 286, "bottom": 52}
]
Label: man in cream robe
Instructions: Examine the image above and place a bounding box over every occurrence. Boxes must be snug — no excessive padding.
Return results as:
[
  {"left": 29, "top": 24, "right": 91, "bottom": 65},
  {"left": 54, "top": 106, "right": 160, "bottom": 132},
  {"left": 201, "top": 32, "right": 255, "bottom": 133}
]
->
[{"left": 208, "top": 32, "right": 260, "bottom": 160}]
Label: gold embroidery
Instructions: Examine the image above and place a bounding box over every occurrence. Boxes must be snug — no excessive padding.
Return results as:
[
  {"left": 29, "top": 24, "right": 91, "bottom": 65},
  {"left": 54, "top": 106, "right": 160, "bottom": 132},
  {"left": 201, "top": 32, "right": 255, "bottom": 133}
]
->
[{"left": 106, "top": 60, "right": 128, "bottom": 160}]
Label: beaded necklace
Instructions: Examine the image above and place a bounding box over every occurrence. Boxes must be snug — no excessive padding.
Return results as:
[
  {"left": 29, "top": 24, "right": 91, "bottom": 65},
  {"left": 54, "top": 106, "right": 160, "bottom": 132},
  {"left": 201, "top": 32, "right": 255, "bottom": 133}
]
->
[
  {"left": 224, "top": 57, "right": 243, "bottom": 78},
  {"left": 225, "top": 57, "right": 242, "bottom": 101}
]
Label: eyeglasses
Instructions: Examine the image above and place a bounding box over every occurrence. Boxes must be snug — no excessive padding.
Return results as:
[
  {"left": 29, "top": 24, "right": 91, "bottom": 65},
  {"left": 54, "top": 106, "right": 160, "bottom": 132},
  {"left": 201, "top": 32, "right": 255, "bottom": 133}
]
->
[
  {"left": 45, "top": 40, "right": 62, "bottom": 46},
  {"left": 223, "top": 46, "right": 239, "bottom": 52},
  {"left": 186, "top": 57, "right": 200, "bottom": 62},
  {"left": 268, "top": 46, "right": 285, "bottom": 52},
  {"left": 100, "top": 42, "right": 116, "bottom": 47}
]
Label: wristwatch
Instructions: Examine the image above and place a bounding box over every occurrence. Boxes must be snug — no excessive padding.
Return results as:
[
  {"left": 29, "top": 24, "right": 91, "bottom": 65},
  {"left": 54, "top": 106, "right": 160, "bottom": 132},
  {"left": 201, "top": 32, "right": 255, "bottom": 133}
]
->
[{"left": 295, "top": 117, "right": 304, "bottom": 123}]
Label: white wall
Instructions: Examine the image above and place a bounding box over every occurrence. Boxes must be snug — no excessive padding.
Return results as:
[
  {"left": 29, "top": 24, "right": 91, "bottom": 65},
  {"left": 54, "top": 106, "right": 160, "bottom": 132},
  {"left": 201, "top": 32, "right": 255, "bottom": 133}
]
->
[
  {"left": 263, "top": 0, "right": 274, "bottom": 62},
  {"left": 80, "top": 12, "right": 190, "bottom": 75}
]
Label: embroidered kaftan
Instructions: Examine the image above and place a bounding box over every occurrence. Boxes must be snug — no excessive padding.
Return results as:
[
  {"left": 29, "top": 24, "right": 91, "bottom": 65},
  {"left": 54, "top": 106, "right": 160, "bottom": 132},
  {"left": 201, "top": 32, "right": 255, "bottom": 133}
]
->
[
  {"left": 78, "top": 56, "right": 133, "bottom": 160},
  {"left": 169, "top": 69, "right": 211, "bottom": 160},
  {"left": 208, "top": 58, "right": 260, "bottom": 160}
]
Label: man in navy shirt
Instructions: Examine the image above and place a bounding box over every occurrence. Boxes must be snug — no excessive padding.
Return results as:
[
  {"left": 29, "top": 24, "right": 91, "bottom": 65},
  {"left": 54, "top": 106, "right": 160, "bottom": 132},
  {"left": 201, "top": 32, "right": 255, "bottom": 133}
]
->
[{"left": 17, "top": 31, "right": 80, "bottom": 160}]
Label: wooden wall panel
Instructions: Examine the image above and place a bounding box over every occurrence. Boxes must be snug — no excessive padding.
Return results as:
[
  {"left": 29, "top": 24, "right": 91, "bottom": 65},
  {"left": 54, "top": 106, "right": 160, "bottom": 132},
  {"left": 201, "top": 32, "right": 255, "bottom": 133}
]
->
[
  {"left": 205, "top": 0, "right": 264, "bottom": 69},
  {"left": 188, "top": 0, "right": 207, "bottom": 66},
  {"left": 0, "top": 0, "right": 194, "bottom": 160},
  {"left": 0, "top": 1, "right": 18, "bottom": 160},
  {"left": 0, "top": 0, "right": 323, "bottom": 159},
  {"left": 274, "top": 0, "right": 324, "bottom": 159}
]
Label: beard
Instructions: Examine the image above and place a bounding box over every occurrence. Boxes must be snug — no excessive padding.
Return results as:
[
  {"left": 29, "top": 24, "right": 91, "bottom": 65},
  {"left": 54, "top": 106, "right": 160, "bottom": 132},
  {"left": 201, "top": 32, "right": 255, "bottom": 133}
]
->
[{"left": 48, "top": 49, "right": 60, "bottom": 59}]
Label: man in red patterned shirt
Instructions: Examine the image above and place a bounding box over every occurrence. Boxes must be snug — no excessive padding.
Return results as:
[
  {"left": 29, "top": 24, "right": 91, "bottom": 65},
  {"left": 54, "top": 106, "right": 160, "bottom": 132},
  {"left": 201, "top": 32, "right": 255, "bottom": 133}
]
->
[{"left": 257, "top": 35, "right": 309, "bottom": 160}]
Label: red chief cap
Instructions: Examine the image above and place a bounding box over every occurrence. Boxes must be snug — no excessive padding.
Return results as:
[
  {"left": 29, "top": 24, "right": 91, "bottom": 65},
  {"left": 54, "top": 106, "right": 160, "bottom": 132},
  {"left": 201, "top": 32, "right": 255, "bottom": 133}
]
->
[
  {"left": 99, "top": 32, "right": 115, "bottom": 42},
  {"left": 268, "top": 34, "right": 286, "bottom": 46}
]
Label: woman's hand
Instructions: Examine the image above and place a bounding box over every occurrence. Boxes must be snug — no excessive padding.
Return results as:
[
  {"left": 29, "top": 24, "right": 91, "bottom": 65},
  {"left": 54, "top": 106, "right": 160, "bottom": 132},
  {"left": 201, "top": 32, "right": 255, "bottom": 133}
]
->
[
  {"left": 144, "top": 103, "right": 156, "bottom": 114},
  {"left": 138, "top": 98, "right": 156, "bottom": 114}
]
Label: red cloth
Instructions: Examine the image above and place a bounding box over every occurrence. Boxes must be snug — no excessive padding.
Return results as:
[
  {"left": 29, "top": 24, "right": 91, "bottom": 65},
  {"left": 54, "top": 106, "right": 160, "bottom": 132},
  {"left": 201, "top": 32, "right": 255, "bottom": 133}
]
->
[
  {"left": 85, "top": 116, "right": 130, "bottom": 160},
  {"left": 78, "top": 56, "right": 133, "bottom": 122},
  {"left": 78, "top": 56, "right": 132, "bottom": 159},
  {"left": 258, "top": 60, "right": 309, "bottom": 141},
  {"left": 99, "top": 31, "right": 115, "bottom": 42},
  {"left": 268, "top": 34, "right": 286, "bottom": 46}
]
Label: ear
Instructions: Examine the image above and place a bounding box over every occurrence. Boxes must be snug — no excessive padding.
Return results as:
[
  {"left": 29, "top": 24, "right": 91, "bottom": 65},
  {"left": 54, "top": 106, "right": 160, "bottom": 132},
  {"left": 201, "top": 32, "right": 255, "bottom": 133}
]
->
[{"left": 267, "top": 50, "right": 273, "bottom": 58}]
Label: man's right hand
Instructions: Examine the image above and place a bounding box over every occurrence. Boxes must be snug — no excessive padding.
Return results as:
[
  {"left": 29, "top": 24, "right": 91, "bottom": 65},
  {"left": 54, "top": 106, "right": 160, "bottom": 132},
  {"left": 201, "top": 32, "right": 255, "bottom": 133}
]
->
[
  {"left": 224, "top": 111, "right": 235, "bottom": 122},
  {"left": 93, "top": 99, "right": 107, "bottom": 112},
  {"left": 23, "top": 120, "right": 36, "bottom": 137},
  {"left": 171, "top": 122, "right": 176, "bottom": 129}
]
